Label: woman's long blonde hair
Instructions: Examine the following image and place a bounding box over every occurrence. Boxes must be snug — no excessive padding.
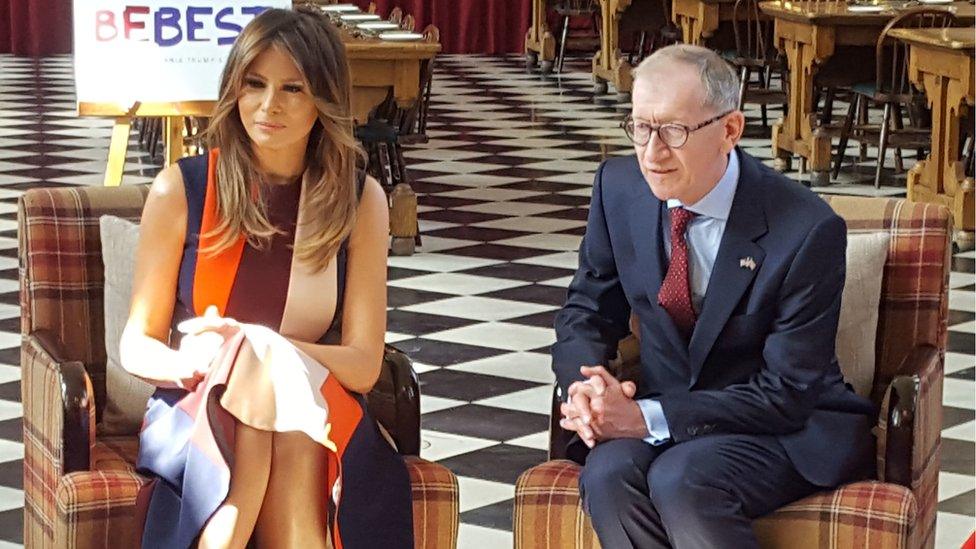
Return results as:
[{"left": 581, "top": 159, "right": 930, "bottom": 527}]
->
[{"left": 204, "top": 6, "right": 364, "bottom": 272}]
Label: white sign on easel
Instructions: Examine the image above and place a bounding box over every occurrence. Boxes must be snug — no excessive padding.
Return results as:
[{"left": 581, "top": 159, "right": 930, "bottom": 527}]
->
[
  {"left": 73, "top": 1, "right": 291, "bottom": 106},
  {"left": 71, "top": 1, "right": 290, "bottom": 186}
]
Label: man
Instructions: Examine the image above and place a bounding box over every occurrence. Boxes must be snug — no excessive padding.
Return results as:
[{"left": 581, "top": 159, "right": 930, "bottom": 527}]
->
[{"left": 552, "top": 44, "right": 875, "bottom": 548}]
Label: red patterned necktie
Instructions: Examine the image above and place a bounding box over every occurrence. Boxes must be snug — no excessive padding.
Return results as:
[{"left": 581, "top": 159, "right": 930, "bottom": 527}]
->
[{"left": 658, "top": 207, "right": 698, "bottom": 338}]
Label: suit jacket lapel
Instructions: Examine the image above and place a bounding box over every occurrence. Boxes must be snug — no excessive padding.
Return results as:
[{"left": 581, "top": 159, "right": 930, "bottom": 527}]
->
[
  {"left": 687, "top": 151, "right": 768, "bottom": 387},
  {"left": 629, "top": 180, "right": 690, "bottom": 365},
  {"left": 629, "top": 185, "right": 664, "bottom": 300}
]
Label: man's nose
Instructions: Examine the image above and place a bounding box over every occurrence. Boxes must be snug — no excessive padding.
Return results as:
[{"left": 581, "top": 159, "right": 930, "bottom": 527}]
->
[{"left": 641, "top": 131, "right": 670, "bottom": 163}]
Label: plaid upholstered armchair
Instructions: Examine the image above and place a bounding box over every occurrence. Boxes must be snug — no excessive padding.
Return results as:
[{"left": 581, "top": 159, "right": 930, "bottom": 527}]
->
[
  {"left": 515, "top": 196, "right": 951, "bottom": 548},
  {"left": 19, "top": 185, "right": 459, "bottom": 548}
]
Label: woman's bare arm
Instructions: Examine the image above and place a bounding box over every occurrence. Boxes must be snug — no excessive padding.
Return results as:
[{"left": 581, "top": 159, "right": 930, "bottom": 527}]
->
[
  {"left": 119, "top": 164, "right": 202, "bottom": 389},
  {"left": 289, "top": 175, "right": 389, "bottom": 394}
]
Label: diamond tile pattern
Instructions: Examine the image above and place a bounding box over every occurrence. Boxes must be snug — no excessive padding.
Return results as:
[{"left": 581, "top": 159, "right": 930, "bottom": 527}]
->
[{"left": 0, "top": 53, "right": 973, "bottom": 548}]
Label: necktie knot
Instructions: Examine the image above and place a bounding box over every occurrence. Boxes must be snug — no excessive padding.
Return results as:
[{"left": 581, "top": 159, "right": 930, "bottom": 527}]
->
[{"left": 670, "top": 207, "right": 696, "bottom": 236}]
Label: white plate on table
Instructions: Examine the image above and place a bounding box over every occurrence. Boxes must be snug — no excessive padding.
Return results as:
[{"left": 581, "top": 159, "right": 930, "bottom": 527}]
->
[
  {"left": 847, "top": 4, "right": 886, "bottom": 11},
  {"left": 378, "top": 31, "right": 424, "bottom": 41},
  {"left": 321, "top": 4, "right": 360, "bottom": 12},
  {"left": 918, "top": 0, "right": 952, "bottom": 4},
  {"left": 358, "top": 21, "right": 401, "bottom": 31},
  {"left": 340, "top": 13, "right": 382, "bottom": 21}
]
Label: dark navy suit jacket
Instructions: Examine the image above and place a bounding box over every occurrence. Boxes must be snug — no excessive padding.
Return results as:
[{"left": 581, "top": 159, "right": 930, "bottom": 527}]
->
[{"left": 552, "top": 149, "right": 876, "bottom": 487}]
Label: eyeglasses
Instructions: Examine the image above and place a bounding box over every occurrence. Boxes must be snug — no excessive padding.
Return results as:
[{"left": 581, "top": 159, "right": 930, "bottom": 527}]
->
[{"left": 621, "top": 111, "right": 733, "bottom": 149}]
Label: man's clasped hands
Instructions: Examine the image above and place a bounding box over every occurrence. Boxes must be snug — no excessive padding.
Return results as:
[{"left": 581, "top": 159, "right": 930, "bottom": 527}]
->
[{"left": 559, "top": 366, "right": 651, "bottom": 448}]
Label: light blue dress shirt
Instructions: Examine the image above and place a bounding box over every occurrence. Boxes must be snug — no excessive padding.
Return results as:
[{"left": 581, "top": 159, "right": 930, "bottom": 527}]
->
[{"left": 637, "top": 152, "right": 740, "bottom": 445}]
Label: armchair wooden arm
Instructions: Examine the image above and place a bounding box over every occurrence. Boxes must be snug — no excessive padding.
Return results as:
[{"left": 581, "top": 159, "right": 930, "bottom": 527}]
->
[{"left": 22, "top": 329, "right": 96, "bottom": 477}]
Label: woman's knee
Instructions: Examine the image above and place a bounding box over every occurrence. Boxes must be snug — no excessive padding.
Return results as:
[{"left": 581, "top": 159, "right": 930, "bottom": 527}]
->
[{"left": 270, "top": 432, "right": 328, "bottom": 470}]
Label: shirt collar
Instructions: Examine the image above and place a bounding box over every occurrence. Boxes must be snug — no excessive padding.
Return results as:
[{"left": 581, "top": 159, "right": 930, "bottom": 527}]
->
[{"left": 666, "top": 151, "right": 739, "bottom": 221}]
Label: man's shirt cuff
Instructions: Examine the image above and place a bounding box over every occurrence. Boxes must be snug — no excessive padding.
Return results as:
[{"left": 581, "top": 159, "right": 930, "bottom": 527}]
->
[{"left": 637, "top": 398, "right": 671, "bottom": 445}]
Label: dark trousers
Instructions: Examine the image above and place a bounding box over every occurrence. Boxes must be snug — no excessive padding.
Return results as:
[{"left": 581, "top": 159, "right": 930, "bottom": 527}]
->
[{"left": 578, "top": 435, "right": 819, "bottom": 549}]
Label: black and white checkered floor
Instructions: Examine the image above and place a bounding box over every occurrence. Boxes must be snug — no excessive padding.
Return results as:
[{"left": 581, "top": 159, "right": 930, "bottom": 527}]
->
[{"left": 0, "top": 53, "right": 972, "bottom": 548}]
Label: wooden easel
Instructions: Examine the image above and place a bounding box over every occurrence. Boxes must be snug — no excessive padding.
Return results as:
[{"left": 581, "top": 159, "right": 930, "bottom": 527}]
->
[{"left": 79, "top": 101, "right": 215, "bottom": 186}]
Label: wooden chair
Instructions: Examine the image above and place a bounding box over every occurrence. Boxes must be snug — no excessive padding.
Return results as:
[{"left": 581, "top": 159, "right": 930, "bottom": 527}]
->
[
  {"left": 360, "top": 23, "right": 439, "bottom": 183},
  {"left": 401, "top": 13, "right": 416, "bottom": 32},
  {"left": 138, "top": 117, "right": 163, "bottom": 160},
  {"left": 630, "top": 0, "right": 681, "bottom": 66},
  {"left": 553, "top": 0, "right": 601, "bottom": 73},
  {"left": 515, "top": 196, "right": 952, "bottom": 549},
  {"left": 729, "top": 0, "right": 787, "bottom": 129},
  {"left": 388, "top": 6, "right": 403, "bottom": 25},
  {"left": 832, "top": 8, "right": 957, "bottom": 187}
]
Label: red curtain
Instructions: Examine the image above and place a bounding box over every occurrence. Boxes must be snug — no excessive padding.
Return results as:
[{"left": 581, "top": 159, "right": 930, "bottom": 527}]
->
[
  {"left": 353, "top": 0, "right": 532, "bottom": 55},
  {"left": 0, "top": 0, "right": 73, "bottom": 56}
]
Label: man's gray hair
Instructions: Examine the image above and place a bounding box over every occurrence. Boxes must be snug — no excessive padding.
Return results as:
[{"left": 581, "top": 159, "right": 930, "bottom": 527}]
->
[{"left": 632, "top": 44, "right": 739, "bottom": 113}]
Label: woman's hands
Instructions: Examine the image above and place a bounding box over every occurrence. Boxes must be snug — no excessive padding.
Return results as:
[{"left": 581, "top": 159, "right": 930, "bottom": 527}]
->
[{"left": 173, "top": 305, "right": 241, "bottom": 390}]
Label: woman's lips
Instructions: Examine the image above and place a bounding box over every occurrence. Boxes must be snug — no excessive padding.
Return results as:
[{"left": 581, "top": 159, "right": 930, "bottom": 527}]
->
[{"left": 255, "top": 121, "right": 285, "bottom": 131}]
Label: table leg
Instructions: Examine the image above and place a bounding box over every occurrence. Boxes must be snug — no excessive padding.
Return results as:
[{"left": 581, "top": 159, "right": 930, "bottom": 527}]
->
[
  {"left": 103, "top": 117, "right": 131, "bottom": 187},
  {"left": 907, "top": 67, "right": 975, "bottom": 250},
  {"left": 164, "top": 117, "right": 184, "bottom": 167},
  {"left": 771, "top": 21, "right": 835, "bottom": 182},
  {"left": 525, "top": 0, "right": 556, "bottom": 73},
  {"left": 592, "top": 0, "right": 634, "bottom": 94},
  {"left": 671, "top": 0, "right": 718, "bottom": 46},
  {"left": 389, "top": 182, "right": 417, "bottom": 256}
]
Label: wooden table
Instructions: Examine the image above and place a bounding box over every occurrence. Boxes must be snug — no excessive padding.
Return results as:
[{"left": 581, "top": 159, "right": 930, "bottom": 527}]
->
[
  {"left": 758, "top": 1, "right": 975, "bottom": 185},
  {"left": 345, "top": 31, "right": 440, "bottom": 255},
  {"left": 891, "top": 26, "right": 975, "bottom": 249},
  {"left": 592, "top": 0, "right": 671, "bottom": 93},
  {"left": 671, "top": 0, "right": 736, "bottom": 45},
  {"left": 344, "top": 33, "right": 441, "bottom": 124}
]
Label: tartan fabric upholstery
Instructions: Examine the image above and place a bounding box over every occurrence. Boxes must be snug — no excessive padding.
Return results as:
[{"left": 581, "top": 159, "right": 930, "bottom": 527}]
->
[
  {"left": 53, "top": 443, "right": 460, "bottom": 549},
  {"left": 406, "top": 456, "right": 461, "bottom": 549},
  {"left": 824, "top": 196, "right": 950, "bottom": 549},
  {"left": 514, "top": 197, "right": 950, "bottom": 549},
  {"left": 20, "top": 185, "right": 460, "bottom": 549},
  {"left": 753, "top": 481, "right": 916, "bottom": 548},
  {"left": 91, "top": 437, "right": 139, "bottom": 473},
  {"left": 52, "top": 438, "right": 460, "bottom": 549},
  {"left": 515, "top": 464, "right": 916, "bottom": 549},
  {"left": 514, "top": 460, "right": 599, "bottom": 549},
  {"left": 21, "top": 185, "right": 147, "bottom": 549},
  {"left": 821, "top": 197, "right": 951, "bottom": 404},
  {"left": 21, "top": 333, "right": 89, "bottom": 548},
  {"left": 19, "top": 185, "right": 149, "bottom": 421},
  {"left": 55, "top": 470, "right": 146, "bottom": 548}
]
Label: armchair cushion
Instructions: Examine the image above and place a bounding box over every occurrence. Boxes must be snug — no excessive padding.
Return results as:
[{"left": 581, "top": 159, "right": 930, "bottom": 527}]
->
[
  {"left": 92, "top": 436, "right": 140, "bottom": 473},
  {"left": 80, "top": 438, "right": 460, "bottom": 549},
  {"left": 836, "top": 232, "right": 889, "bottom": 398},
  {"left": 55, "top": 469, "right": 146, "bottom": 548},
  {"left": 515, "top": 462, "right": 917, "bottom": 549},
  {"left": 752, "top": 481, "right": 916, "bottom": 547},
  {"left": 98, "top": 215, "right": 155, "bottom": 435}
]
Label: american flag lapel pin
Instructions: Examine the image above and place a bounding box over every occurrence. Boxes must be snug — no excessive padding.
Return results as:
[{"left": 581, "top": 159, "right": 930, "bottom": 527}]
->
[{"left": 739, "top": 257, "right": 756, "bottom": 271}]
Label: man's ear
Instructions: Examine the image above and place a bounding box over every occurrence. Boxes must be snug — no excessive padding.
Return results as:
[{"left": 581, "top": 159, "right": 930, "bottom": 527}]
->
[{"left": 724, "top": 110, "right": 746, "bottom": 151}]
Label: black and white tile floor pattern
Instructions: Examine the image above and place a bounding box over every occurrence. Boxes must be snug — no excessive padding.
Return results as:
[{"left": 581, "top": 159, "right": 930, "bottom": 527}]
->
[{"left": 0, "top": 53, "right": 972, "bottom": 548}]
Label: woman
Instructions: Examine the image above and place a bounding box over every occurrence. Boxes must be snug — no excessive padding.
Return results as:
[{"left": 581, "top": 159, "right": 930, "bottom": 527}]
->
[{"left": 120, "top": 7, "right": 412, "bottom": 548}]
